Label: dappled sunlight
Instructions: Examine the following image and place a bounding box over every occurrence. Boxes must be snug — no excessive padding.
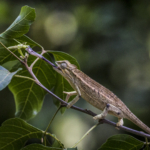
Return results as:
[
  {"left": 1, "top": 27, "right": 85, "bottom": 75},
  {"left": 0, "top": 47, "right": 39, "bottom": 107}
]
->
[{"left": 44, "top": 11, "right": 78, "bottom": 46}]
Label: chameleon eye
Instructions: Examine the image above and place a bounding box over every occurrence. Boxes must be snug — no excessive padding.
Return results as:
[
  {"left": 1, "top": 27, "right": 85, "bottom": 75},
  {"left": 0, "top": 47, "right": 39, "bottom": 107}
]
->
[{"left": 60, "top": 62, "right": 67, "bottom": 69}]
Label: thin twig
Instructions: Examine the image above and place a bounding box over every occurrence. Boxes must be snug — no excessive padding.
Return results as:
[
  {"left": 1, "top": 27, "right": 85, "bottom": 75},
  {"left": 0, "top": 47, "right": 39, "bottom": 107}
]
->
[
  {"left": 72, "top": 123, "right": 99, "bottom": 148},
  {"left": 145, "top": 137, "right": 149, "bottom": 150},
  {"left": 43, "top": 106, "right": 61, "bottom": 146},
  {"left": 14, "top": 75, "right": 36, "bottom": 82},
  {"left": 30, "top": 50, "right": 46, "bottom": 68},
  {"left": 24, "top": 62, "right": 40, "bottom": 84}
]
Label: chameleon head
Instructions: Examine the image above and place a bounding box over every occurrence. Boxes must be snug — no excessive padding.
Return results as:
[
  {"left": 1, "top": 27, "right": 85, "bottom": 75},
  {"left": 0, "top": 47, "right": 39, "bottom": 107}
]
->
[{"left": 54, "top": 60, "right": 77, "bottom": 79}]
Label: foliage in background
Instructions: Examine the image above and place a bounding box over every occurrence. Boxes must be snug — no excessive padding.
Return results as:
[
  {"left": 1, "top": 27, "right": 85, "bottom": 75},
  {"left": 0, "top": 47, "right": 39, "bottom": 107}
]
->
[{"left": 1, "top": 2, "right": 149, "bottom": 150}]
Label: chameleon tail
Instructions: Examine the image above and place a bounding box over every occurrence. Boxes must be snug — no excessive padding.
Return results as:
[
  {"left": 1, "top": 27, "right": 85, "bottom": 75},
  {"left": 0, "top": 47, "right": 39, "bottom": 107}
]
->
[{"left": 126, "top": 112, "right": 150, "bottom": 134}]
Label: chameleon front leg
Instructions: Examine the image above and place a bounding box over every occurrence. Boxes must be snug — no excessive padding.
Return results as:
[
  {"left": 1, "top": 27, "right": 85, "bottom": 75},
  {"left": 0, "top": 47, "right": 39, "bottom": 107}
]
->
[
  {"left": 63, "top": 84, "right": 81, "bottom": 108},
  {"left": 93, "top": 104, "right": 124, "bottom": 127},
  {"left": 63, "top": 91, "right": 77, "bottom": 102}
]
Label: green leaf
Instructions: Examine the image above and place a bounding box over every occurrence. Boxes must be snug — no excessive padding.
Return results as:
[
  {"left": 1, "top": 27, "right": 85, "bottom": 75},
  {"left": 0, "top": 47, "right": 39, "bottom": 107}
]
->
[
  {"left": 99, "top": 134, "right": 144, "bottom": 150},
  {"left": 0, "top": 36, "right": 42, "bottom": 66},
  {"left": 2, "top": 60, "right": 19, "bottom": 71},
  {"left": 51, "top": 134, "right": 64, "bottom": 148},
  {"left": 21, "top": 144, "right": 63, "bottom": 150},
  {"left": 0, "top": 66, "right": 21, "bottom": 91},
  {"left": 0, "top": 6, "right": 35, "bottom": 38},
  {"left": 16, "top": 35, "right": 43, "bottom": 48},
  {"left": 0, "top": 118, "right": 43, "bottom": 150},
  {"left": 0, "top": 6, "right": 41, "bottom": 65},
  {"left": 8, "top": 53, "right": 56, "bottom": 120},
  {"left": 48, "top": 51, "right": 79, "bottom": 113},
  {"left": 0, "top": 118, "right": 64, "bottom": 150}
]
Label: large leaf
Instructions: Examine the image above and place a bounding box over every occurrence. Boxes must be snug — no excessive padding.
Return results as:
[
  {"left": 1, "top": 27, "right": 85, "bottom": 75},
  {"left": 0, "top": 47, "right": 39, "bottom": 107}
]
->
[
  {"left": 2, "top": 60, "right": 19, "bottom": 71},
  {"left": 0, "top": 6, "right": 35, "bottom": 38},
  {"left": 0, "top": 6, "right": 41, "bottom": 65},
  {"left": 16, "top": 35, "right": 43, "bottom": 48},
  {"left": 48, "top": 51, "right": 79, "bottom": 113},
  {"left": 99, "top": 134, "right": 143, "bottom": 150},
  {"left": 0, "top": 66, "right": 21, "bottom": 91},
  {"left": 0, "top": 118, "right": 64, "bottom": 150},
  {"left": 0, "top": 36, "right": 42, "bottom": 66},
  {"left": 8, "top": 53, "right": 56, "bottom": 120},
  {"left": 0, "top": 118, "right": 42, "bottom": 150},
  {"left": 21, "top": 144, "right": 62, "bottom": 150}
]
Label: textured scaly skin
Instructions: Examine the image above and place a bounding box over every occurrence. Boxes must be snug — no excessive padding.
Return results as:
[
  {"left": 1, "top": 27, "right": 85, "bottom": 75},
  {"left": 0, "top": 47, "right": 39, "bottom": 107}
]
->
[{"left": 54, "top": 60, "right": 150, "bottom": 134}]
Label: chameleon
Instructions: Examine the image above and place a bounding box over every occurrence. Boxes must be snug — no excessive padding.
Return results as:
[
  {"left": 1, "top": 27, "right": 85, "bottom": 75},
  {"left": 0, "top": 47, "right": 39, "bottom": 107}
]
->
[{"left": 53, "top": 60, "right": 150, "bottom": 134}]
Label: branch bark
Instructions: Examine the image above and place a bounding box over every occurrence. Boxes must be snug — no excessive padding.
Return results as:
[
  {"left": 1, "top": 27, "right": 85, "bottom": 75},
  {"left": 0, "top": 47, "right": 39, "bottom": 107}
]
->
[
  {"left": 24, "top": 46, "right": 150, "bottom": 139},
  {"left": 1, "top": 43, "right": 150, "bottom": 139}
]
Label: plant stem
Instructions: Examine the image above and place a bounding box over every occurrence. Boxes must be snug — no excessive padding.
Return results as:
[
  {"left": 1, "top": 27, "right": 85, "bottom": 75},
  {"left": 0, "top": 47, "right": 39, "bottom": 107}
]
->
[
  {"left": 71, "top": 123, "right": 99, "bottom": 148},
  {"left": 145, "top": 137, "right": 149, "bottom": 150},
  {"left": 43, "top": 106, "right": 61, "bottom": 146},
  {"left": 14, "top": 75, "right": 36, "bottom": 82},
  {"left": 30, "top": 50, "right": 45, "bottom": 69}
]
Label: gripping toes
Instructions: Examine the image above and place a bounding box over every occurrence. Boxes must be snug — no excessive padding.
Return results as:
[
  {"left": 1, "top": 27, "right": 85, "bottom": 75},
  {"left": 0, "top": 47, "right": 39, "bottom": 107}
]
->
[{"left": 116, "top": 118, "right": 124, "bottom": 127}]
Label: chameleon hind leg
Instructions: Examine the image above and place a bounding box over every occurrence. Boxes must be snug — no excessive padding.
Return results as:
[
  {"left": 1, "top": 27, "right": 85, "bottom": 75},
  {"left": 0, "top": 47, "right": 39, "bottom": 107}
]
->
[
  {"left": 93, "top": 104, "right": 110, "bottom": 120},
  {"left": 116, "top": 118, "right": 124, "bottom": 127},
  {"left": 93, "top": 103, "right": 124, "bottom": 127}
]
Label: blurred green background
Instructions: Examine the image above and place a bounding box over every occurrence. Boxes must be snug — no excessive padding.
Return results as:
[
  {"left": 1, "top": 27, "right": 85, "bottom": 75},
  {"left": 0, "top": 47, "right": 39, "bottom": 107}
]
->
[{"left": 1, "top": 0, "right": 150, "bottom": 149}]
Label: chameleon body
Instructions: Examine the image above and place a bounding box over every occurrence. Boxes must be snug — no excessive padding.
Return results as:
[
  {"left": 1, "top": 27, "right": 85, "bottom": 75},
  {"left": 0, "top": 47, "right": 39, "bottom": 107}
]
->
[{"left": 53, "top": 60, "right": 150, "bottom": 134}]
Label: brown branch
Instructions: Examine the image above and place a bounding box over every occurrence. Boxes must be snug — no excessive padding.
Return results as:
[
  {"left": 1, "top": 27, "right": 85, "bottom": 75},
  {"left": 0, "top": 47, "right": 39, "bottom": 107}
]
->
[
  {"left": 2, "top": 43, "right": 150, "bottom": 139},
  {"left": 24, "top": 46, "right": 150, "bottom": 139}
]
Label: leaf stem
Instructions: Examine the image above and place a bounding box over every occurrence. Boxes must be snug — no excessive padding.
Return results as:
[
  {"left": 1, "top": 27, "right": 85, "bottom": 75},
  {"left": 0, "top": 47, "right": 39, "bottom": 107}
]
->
[
  {"left": 71, "top": 123, "right": 99, "bottom": 148},
  {"left": 145, "top": 137, "right": 149, "bottom": 150},
  {"left": 43, "top": 106, "right": 61, "bottom": 146},
  {"left": 14, "top": 75, "right": 36, "bottom": 82},
  {"left": 45, "top": 132, "right": 64, "bottom": 148}
]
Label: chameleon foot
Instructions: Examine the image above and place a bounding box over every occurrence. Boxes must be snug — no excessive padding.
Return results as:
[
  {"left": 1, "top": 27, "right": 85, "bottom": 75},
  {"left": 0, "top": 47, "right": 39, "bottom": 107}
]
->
[
  {"left": 116, "top": 118, "right": 124, "bottom": 127},
  {"left": 116, "top": 118, "right": 124, "bottom": 130}
]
